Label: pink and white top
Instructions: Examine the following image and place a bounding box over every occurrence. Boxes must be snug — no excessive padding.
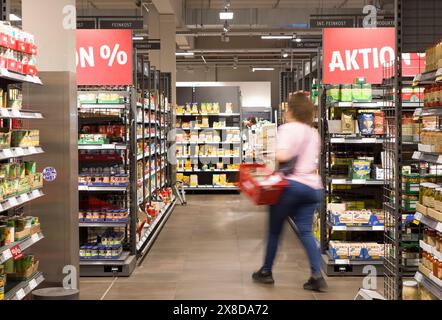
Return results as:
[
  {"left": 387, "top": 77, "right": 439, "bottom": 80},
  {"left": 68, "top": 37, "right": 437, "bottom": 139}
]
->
[{"left": 276, "top": 122, "right": 323, "bottom": 190}]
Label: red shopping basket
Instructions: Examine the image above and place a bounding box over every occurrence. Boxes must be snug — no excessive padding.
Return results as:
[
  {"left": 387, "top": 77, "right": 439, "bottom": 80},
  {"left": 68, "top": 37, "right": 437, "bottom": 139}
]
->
[{"left": 239, "top": 163, "right": 289, "bottom": 205}]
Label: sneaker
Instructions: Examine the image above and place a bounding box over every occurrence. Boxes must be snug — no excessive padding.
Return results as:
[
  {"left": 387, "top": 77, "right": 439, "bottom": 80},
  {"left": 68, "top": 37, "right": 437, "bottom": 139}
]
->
[
  {"left": 252, "top": 267, "right": 275, "bottom": 284},
  {"left": 303, "top": 277, "right": 328, "bottom": 292}
]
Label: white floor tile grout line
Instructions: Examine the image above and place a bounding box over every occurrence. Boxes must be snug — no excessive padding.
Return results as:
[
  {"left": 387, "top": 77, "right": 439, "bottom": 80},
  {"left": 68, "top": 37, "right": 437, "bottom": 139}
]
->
[{"left": 100, "top": 276, "right": 118, "bottom": 300}]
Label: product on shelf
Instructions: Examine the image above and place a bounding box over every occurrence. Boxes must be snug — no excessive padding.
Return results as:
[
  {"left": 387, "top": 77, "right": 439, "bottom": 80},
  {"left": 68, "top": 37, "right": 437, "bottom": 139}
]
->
[
  {"left": 424, "top": 40, "right": 442, "bottom": 72},
  {"left": 329, "top": 241, "right": 384, "bottom": 260},
  {"left": 0, "top": 215, "right": 41, "bottom": 245},
  {"left": 4, "top": 255, "right": 39, "bottom": 281},
  {"left": 341, "top": 112, "right": 355, "bottom": 134},
  {"left": 10, "top": 130, "right": 40, "bottom": 147},
  {"left": 357, "top": 113, "right": 375, "bottom": 135},
  {"left": 349, "top": 159, "right": 371, "bottom": 179}
]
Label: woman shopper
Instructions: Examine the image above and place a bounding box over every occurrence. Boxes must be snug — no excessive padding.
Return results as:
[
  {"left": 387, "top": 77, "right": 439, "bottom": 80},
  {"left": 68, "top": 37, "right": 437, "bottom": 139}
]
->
[{"left": 252, "top": 91, "right": 327, "bottom": 292}]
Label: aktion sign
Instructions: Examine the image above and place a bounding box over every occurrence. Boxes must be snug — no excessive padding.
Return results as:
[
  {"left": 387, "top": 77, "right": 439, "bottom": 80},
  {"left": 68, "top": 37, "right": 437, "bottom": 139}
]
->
[
  {"left": 323, "top": 28, "right": 395, "bottom": 84},
  {"left": 77, "top": 29, "right": 133, "bottom": 85}
]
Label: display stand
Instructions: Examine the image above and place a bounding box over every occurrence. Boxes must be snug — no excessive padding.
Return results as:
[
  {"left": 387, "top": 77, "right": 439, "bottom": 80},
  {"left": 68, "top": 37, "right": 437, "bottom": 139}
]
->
[
  {"left": 176, "top": 85, "right": 242, "bottom": 191},
  {"left": 77, "top": 86, "right": 137, "bottom": 277}
]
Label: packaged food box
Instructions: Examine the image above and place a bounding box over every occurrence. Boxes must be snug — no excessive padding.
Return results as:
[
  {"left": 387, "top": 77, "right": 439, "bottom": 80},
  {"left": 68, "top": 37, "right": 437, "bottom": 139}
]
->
[
  {"left": 327, "top": 85, "right": 341, "bottom": 103},
  {"left": 354, "top": 77, "right": 367, "bottom": 85},
  {"left": 341, "top": 112, "right": 355, "bottom": 134},
  {"left": 402, "top": 173, "right": 420, "bottom": 195},
  {"left": 352, "top": 210, "right": 371, "bottom": 224},
  {"left": 365, "top": 243, "right": 384, "bottom": 259},
  {"left": 402, "top": 194, "right": 418, "bottom": 211},
  {"left": 330, "top": 211, "right": 353, "bottom": 225},
  {"left": 340, "top": 84, "right": 352, "bottom": 102},
  {"left": 374, "top": 111, "right": 385, "bottom": 135},
  {"left": 329, "top": 241, "right": 349, "bottom": 259},
  {"left": 357, "top": 113, "right": 375, "bottom": 135},
  {"left": 349, "top": 159, "right": 371, "bottom": 180},
  {"left": 0, "top": 130, "right": 11, "bottom": 150},
  {"left": 348, "top": 243, "right": 365, "bottom": 259},
  {"left": 351, "top": 84, "right": 363, "bottom": 101},
  {"left": 361, "top": 84, "right": 372, "bottom": 101}
]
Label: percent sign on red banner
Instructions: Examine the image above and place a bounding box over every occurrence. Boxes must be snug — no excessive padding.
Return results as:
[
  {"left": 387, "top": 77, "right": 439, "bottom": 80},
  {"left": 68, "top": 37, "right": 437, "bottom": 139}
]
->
[{"left": 76, "top": 29, "right": 133, "bottom": 86}]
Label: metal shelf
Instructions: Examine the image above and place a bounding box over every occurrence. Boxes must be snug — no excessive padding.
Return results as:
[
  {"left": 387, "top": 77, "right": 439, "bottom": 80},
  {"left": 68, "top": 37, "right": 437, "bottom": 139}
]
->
[
  {"left": 179, "top": 127, "right": 240, "bottom": 130},
  {"left": 176, "top": 141, "right": 240, "bottom": 145},
  {"left": 184, "top": 186, "right": 238, "bottom": 190},
  {"left": 413, "top": 69, "right": 442, "bottom": 86},
  {"left": 330, "top": 137, "right": 385, "bottom": 144},
  {"left": 0, "top": 146, "right": 44, "bottom": 160},
  {"left": 414, "top": 271, "right": 442, "bottom": 300},
  {"left": 419, "top": 240, "right": 442, "bottom": 261},
  {"left": 78, "top": 185, "right": 128, "bottom": 192},
  {"left": 326, "top": 220, "right": 384, "bottom": 231},
  {"left": 176, "top": 113, "right": 241, "bottom": 117},
  {"left": 414, "top": 212, "right": 442, "bottom": 232},
  {"left": 0, "top": 109, "right": 43, "bottom": 119},
  {"left": 177, "top": 155, "right": 240, "bottom": 159},
  {"left": 325, "top": 252, "right": 384, "bottom": 265},
  {"left": 177, "top": 169, "right": 239, "bottom": 173},
  {"left": 79, "top": 103, "right": 127, "bottom": 109},
  {"left": 328, "top": 178, "right": 385, "bottom": 185},
  {"left": 0, "top": 189, "right": 44, "bottom": 214},
  {"left": 79, "top": 221, "right": 129, "bottom": 228},
  {"left": 0, "top": 232, "right": 45, "bottom": 264},
  {"left": 329, "top": 101, "right": 386, "bottom": 108},
  {"left": 79, "top": 251, "right": 131, "bottom": 266},
  {"left": 136, "top": 149, "right": 166, "bottom": 160},
  {"left": 0, "top": 68, "right": 42, "bottom": 85},
  {"left": 4, "top": 271, "right": 44, "bottom": 300},
  {"left": 78, "top": 144, "right": 127, "bottom": 151}
]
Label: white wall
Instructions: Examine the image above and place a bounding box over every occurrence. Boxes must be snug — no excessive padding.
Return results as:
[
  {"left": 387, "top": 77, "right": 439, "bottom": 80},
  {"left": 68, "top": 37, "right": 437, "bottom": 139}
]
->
[{"left": 177, "top": 81, "right": 271, "bottom": 108}]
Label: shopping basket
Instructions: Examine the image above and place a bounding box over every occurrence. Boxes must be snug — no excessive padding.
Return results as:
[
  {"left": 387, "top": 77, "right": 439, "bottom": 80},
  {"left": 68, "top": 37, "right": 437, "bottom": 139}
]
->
[{"left": 239, "top": 163, "right": 289, "bottom": 205}]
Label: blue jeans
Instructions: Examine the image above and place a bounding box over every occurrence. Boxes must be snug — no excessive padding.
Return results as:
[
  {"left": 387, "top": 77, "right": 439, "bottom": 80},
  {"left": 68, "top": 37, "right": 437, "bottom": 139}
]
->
[{"left": 263, "top": 179, "right": 323, "bottom": 276}]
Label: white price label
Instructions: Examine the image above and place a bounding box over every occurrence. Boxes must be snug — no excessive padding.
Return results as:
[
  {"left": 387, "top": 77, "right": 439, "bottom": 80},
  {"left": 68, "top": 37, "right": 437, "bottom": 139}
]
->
[
  {"left": 362, "top": 138, "right": 376, "bottom": 143},
  {"left": 331, "top": 138, "right": 346, "bottom": 143},
  {"left": 333, "top": 226, "right": 347, "bottom": 231},
  {"left": 29, "top": 279, "right": 38, "bottom": 290},
  {"left": 102, "top": 144, "right": 114, "bottom": 149},
  {"left": 32, "top": 189, "right": 41, "bottom": 197},
  {"left": 20, "top": 193, "right": 30, "bottom": 202},
  {"left": 15, "top": 148, "right": 25, "bottom": 156},
  {"left": 2, "top": 249, "right": 12, "bottom": 261},
  {"left": 352, "top": 179, "right": 367, "bottom": 184},
  {"left": 3, "top": 149, "right": 13, "bottom": 158},
  {"left": 11, "top": 109, "right": 20, "bottom": 117},
  {"left": 372, "top": 225, "right": 384, "bottom": 231},
  {"left": 16, "top": 288, "right": 26, "bottom": 300},
  {"left": 31, "top": 233, "right": 40, "bottom": 242},
  {"left": 28, "top": 146, "right": 37, "bottom": 154},
  {"left": 437, "top": 155, "right": 442, "bottom": 164},
  {"left": 8, "top": 197, "right": 19, "bottom": 207},
  {"left": 1, "top": 109, "right": 9, "bottom": 117},
  {"left": 335, "top": 259, "right": 350, "bottom": 265}
]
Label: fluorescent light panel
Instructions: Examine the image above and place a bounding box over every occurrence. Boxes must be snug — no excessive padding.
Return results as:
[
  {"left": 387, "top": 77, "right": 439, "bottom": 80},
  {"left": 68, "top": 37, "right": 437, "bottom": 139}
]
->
[
  {"left": 132, "top": 36, "right": 144, "bottom": 40},
  {"left": 252, "top": 67, "right": 275, "bottom": 72},
  {"left": 176, "top": 52, "right": 195, "bottom": 56},
  {"left": 219, "top": 11, "right": 234, "bottom": 20},
  {"left": 261, "top": 35, "right": 292, "bottom": 40}
]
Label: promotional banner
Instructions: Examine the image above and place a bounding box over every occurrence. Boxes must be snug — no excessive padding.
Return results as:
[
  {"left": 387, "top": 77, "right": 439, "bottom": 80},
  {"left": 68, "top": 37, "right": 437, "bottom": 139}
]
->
[
  {"left": 77, "top": 29, "right": 133, "bottom": 85},
  {"left": 323, "top": 28, "right": 395, "bottom": 84}
]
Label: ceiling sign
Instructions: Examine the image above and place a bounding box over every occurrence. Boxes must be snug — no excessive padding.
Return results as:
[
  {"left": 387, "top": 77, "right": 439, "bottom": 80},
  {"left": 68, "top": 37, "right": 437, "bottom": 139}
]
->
[
  {"left": 310, "top": 18, "right": 355, "bottom": 28},
  {"left": 99, "top": 18, "right": 143, "bottom": 29},
  {"left": 323, "top": 28, "right": 395, "bottom": 84},
  {"left": 76, "top": 29, "right": 133, "bottom": 86}
]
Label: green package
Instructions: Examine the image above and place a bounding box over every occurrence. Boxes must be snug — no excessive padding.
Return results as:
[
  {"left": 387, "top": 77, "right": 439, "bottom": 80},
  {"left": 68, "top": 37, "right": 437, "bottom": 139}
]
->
[
  {"left": 349, "top": 159, "right": 371, "bottom": 179},
  {"left": 340, "top": 84, "right": 352, "bottom": 102},
  {"left": 25, "top": 161, "right": 36, "bottom": 175},
  {"left": 361, "top": 84, "right": 372, "bottom": 102},
  {"left": 351, "top": 84, "right": 363, "bottom": 101},
  {"left": 327, "top": 85, "right": 341, "bottom": 103},
  {"left": 354, "top": 77, "right": 367, "bottom": 85}
]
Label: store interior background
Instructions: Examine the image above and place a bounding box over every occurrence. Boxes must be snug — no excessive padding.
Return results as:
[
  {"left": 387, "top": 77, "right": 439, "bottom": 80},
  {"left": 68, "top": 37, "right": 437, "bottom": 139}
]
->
[{"left": 1, "top": 0, "right": 441, "bottom": 300}]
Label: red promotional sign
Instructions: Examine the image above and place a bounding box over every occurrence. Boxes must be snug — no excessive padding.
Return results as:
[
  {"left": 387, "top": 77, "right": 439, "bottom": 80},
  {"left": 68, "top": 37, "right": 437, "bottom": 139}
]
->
[
  {"left": 402, "top": 53, "right": 426, "bottom": 77},
  {"left": 10, "top": 245, "right": 23, "bottom": 260},
  {"left": 77, "top": 29, "right": 133, "bottom": 86},
  {"left": 323, "top": 28, "right": 395, "bottom": 84}
]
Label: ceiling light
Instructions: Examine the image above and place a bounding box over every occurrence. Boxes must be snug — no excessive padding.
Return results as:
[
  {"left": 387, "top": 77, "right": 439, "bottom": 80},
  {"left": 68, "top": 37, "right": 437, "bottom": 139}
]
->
[
  {"left": 176, "top": 52, "right": 195, "bottom": 56},
  {"left": 219, "top": 11, "right": 234, "bottom": 20},
  {"left": 252, "top": 67, "right": 275, "bottom": 72},
  {"left": 261, "top": 35, "right": 293, "bottom": 40},
  {"left": 9, "top": 14, "right": 21, "bottom": 21},
  {"left": 294, "top": 38, "right": 302, "bottom": 43},
  {"left": 132, "top": 36, "right": 144, "bottom": 41},
  {"left": 282, "top": 51, "right": 289, "bottom": 58}
]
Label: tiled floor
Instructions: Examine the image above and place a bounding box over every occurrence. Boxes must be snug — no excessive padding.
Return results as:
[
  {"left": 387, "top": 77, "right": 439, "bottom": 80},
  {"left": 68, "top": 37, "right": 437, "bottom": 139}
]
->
[{"left": 80, "top": 194, "right": 367, "bottom": 300}]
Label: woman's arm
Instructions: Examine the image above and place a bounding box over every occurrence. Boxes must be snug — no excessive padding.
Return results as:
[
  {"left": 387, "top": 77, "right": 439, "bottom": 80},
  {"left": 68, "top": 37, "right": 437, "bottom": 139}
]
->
[{"left": 275, "top": 124, "right": 300, "bottom": 162}]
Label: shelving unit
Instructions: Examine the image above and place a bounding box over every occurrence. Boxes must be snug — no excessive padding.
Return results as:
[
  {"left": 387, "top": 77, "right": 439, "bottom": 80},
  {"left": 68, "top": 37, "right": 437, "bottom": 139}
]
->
[
  {"left": 176, "top": 85, "right": 242, "bottom": 191},
  {"left": 320, "top": 90, "right": 386, "bottom": 277},
  {"left": 0, "top": 25, "right": 45, "bottom": 299},
  {"left": 77, "top": 87, "right": 136, "bottom": 277},
  {"left": 135, "top": 57, "right": 175, "bottom": 262}
]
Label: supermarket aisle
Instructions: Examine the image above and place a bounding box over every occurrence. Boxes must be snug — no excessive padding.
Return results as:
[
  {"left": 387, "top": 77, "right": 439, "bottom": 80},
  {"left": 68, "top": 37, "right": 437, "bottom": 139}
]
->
[{"left": 80, "top": 194, "right": 365, "bottom": 300}]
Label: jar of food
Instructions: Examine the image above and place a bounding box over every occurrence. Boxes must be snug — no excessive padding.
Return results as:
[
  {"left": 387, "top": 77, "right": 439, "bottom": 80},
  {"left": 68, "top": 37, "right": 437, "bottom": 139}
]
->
[
  {"left": 437, "top": 232, "right": 442, "bottom": 252},
  {"left": 91, "top": 246, "right": 98, "bottom": 259},
  {"left": 79, "top": 246, "right": 86, "bottom": 258},
  {"left": 422, "top": 251, "right": 431, "bottom": 269},
  {"left": 423, "top": 228, "right": 429, "bottom": 244},
  {"left": 402, "top": 280, "right": 419, "bottom": 300}
]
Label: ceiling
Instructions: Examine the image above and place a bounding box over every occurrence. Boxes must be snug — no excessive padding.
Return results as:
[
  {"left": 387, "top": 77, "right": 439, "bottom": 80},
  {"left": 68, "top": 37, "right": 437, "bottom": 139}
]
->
[{"left": 186, "top": 0, "right": 381, "bottom": 9}]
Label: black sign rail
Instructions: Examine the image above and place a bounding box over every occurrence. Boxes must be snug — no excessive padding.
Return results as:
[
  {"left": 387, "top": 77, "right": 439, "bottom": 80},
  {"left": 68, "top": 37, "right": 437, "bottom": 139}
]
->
[
  {"left": 292, "top": 42, "right": 322, "bottom": 48},
  {"left": 77, "top": 19, "right": 97, "bottom": 29},
  {"left": 356, "top": 16, "right": 395, "bottom": 27},
  {"left": 99, "top": 18, "right": 144, "bottom": 29},
  {"left": 134, "top": 40, "right": 161, "bottom": 51},
  {"left": 310, "top": 18, "right": 355, "bottom": 28}
]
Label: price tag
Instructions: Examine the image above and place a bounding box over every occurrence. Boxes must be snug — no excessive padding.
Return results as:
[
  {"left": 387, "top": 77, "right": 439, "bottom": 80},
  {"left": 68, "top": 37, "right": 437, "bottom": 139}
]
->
[
  {"left": 29, "top": 279, "right": 38, "bottom": 290},
  {"left": 335, "top": 259, "right": 350, "bottom": 265},
  {"left": 437, "top": 155, "right": 442, "bottom": 164},
  {"left": 32, "top": 189, "right": 41, "bottom": 197},
  {"left": 1, "top": 109, "right": 10, "bottom": 117},
  {"left": 372, "top": 225, "right": 384, "bottom": 231},
  {"left": 2, "top": 249, "right": 13, "bottom": 262},
  {"left": 8, "top": 197, "right": 19, "bottom": 207},
  {"left": 15, "top": 288, "right": 26, "bottom": 300},
  {"left": 15, "top": 148, "right": 25, "bottom": 156},
  {"left": 2, "top": 149, "right": 13, "bottom": 158},
  {"left": 333, "top": 226, "right": 347, "bottom": 231},
  {"left": 102, "top": 144, "right": 114, "bottom": 149},
  {"left": 352, "top": 179, "right": 367, "bottom": 184},
  {"left": 29, "top": 146, "right": 38, "bottom": 154},
  {"left": 10, "top": 245, "right": 23, "bottom": 260},
  {"left": 362, "top": 138, "right": 376, "bottom": 143},
  {"left": 31, "top": 233, "right": 40, "bottom": 242},
  {"left": 11, "top": 109, "right": 20, "bottom": 117},
  {"left": 20, "top": 193, "right": 30, "bottom": 202},
  {"left": 331, "top": 138, "right": 345, "bottom": 143}
]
